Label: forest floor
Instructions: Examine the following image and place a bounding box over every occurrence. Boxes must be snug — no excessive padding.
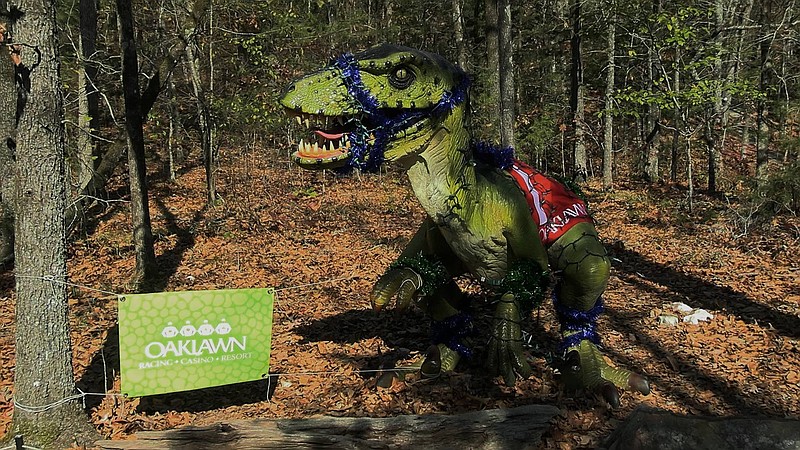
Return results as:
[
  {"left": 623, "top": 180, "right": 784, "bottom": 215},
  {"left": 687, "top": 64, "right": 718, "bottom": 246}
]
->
[{"left": 1, "top": 143, "right": 798, "bottom": 449}]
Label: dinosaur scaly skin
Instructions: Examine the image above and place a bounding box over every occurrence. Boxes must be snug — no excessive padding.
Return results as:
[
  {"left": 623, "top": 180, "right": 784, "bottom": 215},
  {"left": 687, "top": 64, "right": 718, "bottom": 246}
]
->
[{"left": 281, "top": 44, "right": 650, "bottom": 406}]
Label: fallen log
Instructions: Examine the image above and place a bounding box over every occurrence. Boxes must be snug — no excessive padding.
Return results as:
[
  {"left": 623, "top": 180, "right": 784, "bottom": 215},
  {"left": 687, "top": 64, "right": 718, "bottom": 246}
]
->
[
  {"left": 96, "top": 404, "right": 560, "bottom": 450},
  {"left": 602, "top": 406, "right": 800, "bottom": 450}
]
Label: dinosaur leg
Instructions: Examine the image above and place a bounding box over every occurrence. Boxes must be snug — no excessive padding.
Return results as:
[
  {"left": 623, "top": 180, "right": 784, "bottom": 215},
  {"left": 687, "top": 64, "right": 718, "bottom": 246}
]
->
[
  {"left": 375, "top": 281, "right": 467, "bottom": 386},
  {"left": 549, "top": 222, "right": 650, "bottom": 406},
  {"left": 374, "top": 219, "right": 470, "bottom": 385}
]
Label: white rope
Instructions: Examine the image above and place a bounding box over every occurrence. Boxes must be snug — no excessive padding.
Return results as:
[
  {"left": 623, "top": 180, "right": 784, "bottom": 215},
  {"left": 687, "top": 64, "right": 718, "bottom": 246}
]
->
[
  {"left": 14, "top": 272, "right": 361, "bottom": 300},
  {"left": 13, "top": 274, "right": 121, "bottom": 297},
  {"left": 6, "top": 272, "right": 412, "bottom": 415},
  {"left": 8, "top": 365, "right": 420, "bottom": 415}
]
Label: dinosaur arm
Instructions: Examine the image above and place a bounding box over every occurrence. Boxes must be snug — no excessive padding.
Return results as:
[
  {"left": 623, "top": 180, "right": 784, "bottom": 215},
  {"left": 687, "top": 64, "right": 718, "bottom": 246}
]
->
[{"left": 371, "top": 218, "right": 464, "bottom": 313}]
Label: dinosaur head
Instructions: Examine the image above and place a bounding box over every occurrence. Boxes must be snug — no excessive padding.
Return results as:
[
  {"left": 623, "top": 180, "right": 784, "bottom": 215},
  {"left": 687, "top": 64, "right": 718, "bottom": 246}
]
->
[{"left": 280, "top": 44, "right": 469, "bottom": 172}]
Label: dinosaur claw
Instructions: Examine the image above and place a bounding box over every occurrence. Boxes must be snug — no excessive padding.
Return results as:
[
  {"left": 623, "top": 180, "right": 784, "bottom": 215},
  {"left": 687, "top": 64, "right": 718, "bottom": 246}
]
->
[
  {"left": 600, "top": 382, "right": 620, "bottom": 408},
  {"left": 628, "top": 373, "right": 651, "bottom": 396},
  {"left": 420, "top": 345, "right": 442, "bottom": 378},
  {"left": 376, "top": 370, "right": 399, "bottom": 388}
]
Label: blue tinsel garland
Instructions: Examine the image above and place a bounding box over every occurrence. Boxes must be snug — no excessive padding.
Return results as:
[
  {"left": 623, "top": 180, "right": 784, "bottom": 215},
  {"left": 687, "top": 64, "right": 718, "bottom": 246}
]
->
[
  {"left": 431, "top": 312, "right": 475, "bottom": 358},
  {"left": 553, "top": 293, "right": 603, "bottom": 352},
  {"left": 472, "top": 141, "right": 516, "bottom": 170},
  {"left": 331, "top": 52, "right": 470, "bottom": 173}
]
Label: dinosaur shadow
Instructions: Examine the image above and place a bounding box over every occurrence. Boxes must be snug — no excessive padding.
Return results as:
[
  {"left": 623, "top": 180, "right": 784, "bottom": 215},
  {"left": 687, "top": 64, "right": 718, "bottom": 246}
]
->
[
  {"left": 292, "top": 245, "right": 798, "bottom": 417},
  {"left": 293, "top": 308, "right": 430, "bottom": 346}
]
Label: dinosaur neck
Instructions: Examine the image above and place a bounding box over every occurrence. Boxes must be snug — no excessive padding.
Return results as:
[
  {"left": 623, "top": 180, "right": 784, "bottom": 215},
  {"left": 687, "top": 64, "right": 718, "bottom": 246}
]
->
[{"left": 404, "top": 105, "right": 475, "bottom": 221}]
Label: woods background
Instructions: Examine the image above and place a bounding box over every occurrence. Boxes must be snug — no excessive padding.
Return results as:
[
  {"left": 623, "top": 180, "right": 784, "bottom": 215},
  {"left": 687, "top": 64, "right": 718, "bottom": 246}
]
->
[
  {"left": 3, "top": 0, "right": 798, "bottom": 257},
  {"left": 0, "top": 0, "right": 798, "bottom": 447}
]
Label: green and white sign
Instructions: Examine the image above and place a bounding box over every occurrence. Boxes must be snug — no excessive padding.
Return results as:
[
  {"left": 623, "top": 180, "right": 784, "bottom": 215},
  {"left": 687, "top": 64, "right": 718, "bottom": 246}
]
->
[{"left": 119, "top": 288, "right": 274, "bottom": 397}]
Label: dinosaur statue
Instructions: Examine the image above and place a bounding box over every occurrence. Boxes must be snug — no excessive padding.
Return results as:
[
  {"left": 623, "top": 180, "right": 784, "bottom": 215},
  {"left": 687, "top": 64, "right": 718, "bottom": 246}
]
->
[{"left": 280, "top": 44, "right": 650, "bottom": 406}]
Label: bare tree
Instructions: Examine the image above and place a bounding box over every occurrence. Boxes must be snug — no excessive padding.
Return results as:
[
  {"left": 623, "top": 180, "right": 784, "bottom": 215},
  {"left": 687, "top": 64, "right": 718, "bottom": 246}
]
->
[
  {"left": 602, "top": 3, "right": 616, "bottom": 190},
  {"left": 569, "top": 0, "right": 586, "bottom": 179},
  {"left": 452, "top": 0, "right": 467, "bottom": 70},
  {"left": 485, "top": 0, "right": 500, "bottom": 141},
  {"left": 183, "top": 0, "right": 216, "bottom": 204},
  {"left": 74, "top": 0, "right": 99, "bottom": 193},
  {"left": 498, "top": 0, "right": 515, "bottom": 148},
  {"left": 10, "top": 0, "right": 97, "bottom": 445},
  {"left": 117, "top": 0, "right": 157, "bottom": 285},
  {"left": 644, "top": 0, "right": 662, "bottom": 182}
]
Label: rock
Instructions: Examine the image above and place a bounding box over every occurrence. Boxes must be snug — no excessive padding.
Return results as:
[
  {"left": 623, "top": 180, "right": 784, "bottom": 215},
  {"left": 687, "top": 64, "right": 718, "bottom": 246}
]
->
[
  {"left": 683, "top": 309, "right": 714, "bottom": 325},
  {"left": 657, "top": 314, "right": 679, "bottom": 326},
  {"left": 602, "top": 406, "right": 800, "bottom": 450},
  {"left": 669, "top": 302, "right": 693, "bottom": 313}
]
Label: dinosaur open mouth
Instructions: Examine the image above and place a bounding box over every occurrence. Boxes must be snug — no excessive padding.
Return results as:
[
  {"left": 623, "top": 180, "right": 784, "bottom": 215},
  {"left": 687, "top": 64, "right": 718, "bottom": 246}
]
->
[{"left": 289, "top": 111, "right": 366, "bottom": 168}]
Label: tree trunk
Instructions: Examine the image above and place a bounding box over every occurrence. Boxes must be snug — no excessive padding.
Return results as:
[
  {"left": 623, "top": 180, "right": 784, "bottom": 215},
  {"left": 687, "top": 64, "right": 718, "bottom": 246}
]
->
[
  {"left": 670, "top": 48, "right": 681, "bottom": 183},
  {"left": 10, "top": 0, "right": 97, "bottom": 446},
  {"left": 570, "top": 0, "right": 586, "bottom": 179},
  {"left": 498, "top": 0, "right": 515, "bottom": 148},
  {"left": 208, "top": 0, "right": 217, "bottom": 177},
  {"left": 602, "top": 5, "right": 615, "bottom": 190},
  {"left": 452, "top": 0, "right": 467, "bottom": 70},
  {"left": 0, "top": 4, "right": 17, "bottom": 265},
  {"left": 185, "top": 40, "right": 215, "bottom": 204},
  {"left": 117, "top": 0, "right": 156, "bottom": 285},
  {"left": 74, "top": 0, "right": 99, "bottom": 195},
  {"left": 485, "top": 0, "right": 500, "bottom": 142},
  {"left": 706, "top": 0, "right": 725, "bottom": 193},
  {"left": 184, "top": 0, "right": 216, "bottom": 204},
  {"left": 644, "top": 0, "right": 662, "bottom": 182},
  {"left": 167, "top": 78, "right": 179, "bottom": 181},
  {"left": 687, "top": 135, "right": 694, "bottom": 213},
  {"left": 755, "top": 3, "right": 771, "bottom": 184}
]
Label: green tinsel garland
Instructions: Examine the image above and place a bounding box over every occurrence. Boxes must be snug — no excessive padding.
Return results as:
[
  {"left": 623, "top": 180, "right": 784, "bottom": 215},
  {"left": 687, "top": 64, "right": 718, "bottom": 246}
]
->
[
  {"left": 388, "top": 253, "right": 449, "bottom": 297},
  {"left": 495, "top": 259, "right": 550, "bottom": 314}
]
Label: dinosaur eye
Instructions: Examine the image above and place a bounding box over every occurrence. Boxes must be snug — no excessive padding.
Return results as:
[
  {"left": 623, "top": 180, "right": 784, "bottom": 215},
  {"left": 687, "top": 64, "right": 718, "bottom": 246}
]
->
[{"left": 389, "top": 66, "right": 415, "bottom": 89}]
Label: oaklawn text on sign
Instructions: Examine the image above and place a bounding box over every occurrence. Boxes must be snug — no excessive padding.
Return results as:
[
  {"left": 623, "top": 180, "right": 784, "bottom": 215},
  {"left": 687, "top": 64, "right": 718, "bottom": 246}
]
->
[{"left": 119, "top": 289, "right": 273, "bottom": 397}]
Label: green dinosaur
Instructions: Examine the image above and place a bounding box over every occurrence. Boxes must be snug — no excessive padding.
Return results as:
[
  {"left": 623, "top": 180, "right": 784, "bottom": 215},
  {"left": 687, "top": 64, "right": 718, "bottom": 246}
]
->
[{"left": 280, "top": 44, "right": 650, "bottom": 406}]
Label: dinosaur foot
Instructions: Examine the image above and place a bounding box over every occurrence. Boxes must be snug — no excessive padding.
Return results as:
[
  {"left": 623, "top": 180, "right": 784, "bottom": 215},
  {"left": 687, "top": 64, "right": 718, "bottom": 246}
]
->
[
  {"left": 559, "top": 340, "right": 650, "bottom": 408},
  {"left": 376, "top": 344, "right": 461, "bottom": 388}
]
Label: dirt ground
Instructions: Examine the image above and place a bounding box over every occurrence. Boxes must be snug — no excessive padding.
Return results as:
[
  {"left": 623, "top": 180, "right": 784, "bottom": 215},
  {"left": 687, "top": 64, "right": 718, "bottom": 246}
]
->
[{"left": 1, "top": 144, "right": 798, "bottom": 449}]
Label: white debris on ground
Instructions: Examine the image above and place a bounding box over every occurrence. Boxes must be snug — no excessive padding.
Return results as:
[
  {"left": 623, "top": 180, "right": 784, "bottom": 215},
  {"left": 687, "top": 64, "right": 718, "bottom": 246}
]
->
[
  {"left": 669, "top": 302, "right": 694, "bottom": 313},
  {"left": 682, "top": 309, "right": 715, "bottom": 325},
  {"left": 657, "top": 314, "right": 679, "bottom": 326},
  {"left": 657, "top": 301, "right": 715, "bottom": 326}
]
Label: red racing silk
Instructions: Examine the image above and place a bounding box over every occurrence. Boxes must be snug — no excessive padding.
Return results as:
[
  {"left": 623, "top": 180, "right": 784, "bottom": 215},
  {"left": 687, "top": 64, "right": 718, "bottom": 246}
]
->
[{"left": 507, "top": 160, "right": 593, "bottom": 247}]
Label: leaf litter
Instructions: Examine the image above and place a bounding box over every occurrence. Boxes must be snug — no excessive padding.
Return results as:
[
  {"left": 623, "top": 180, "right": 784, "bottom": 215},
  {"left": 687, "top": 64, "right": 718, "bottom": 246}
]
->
[{"left": 0, "top": 146, "right": 798, "bottom": 449}]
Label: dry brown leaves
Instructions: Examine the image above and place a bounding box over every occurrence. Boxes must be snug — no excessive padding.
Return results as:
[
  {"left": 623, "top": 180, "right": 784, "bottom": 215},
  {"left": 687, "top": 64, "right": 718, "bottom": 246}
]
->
[{"left": 0, "top": 148, "right": 798, "bottom": 449}]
